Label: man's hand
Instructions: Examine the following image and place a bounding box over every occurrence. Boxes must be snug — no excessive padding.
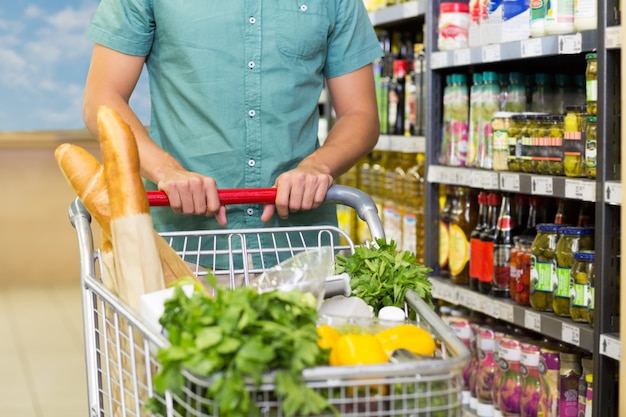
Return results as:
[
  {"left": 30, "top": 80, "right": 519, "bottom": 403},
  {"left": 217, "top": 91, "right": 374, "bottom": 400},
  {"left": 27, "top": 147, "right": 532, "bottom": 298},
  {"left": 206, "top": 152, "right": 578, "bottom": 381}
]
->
[
  {"left": 157, "top": 168, "right": 227, "bottom": 226},
  {"left": 261, "top": 164, "right": 333, "bottom": 222}
]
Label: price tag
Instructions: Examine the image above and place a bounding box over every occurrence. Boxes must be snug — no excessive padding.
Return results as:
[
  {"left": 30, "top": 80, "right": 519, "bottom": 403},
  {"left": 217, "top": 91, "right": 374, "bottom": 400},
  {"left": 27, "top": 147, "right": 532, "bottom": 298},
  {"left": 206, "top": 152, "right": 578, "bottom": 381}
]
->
[
  {"left": 431, "top": 281, "right": 445, "bottom": 299},
  {"left": 426, "top": 165, "right": 444, "bottom": 184},
  {"left": 480, "top": 171, "right": 500, "bottom": 189},
  {"left": 565, "top": 179, "right": 596, "bottom": 202},
  {"left": 482, "top": 44, "right": 501, "bottom": 63},
  {"left": 531, "top": 176, "right": 554, "bottom": 195},
  {"left": 524, "top": 311, "right": 542, "bottom": 333},
  {"left": 605, "top": 182, "right": 622, "bottom": 205},
  {"left": 431, "top": 51, "right": 449, "bottom": 69},
  {"left": 558, "top": 33, "right": 583, "bottom": 54},
  {"left": 562, "top": 323, "right": 581, "bottom": 346},
  {"left": 453, "top": 48, "right": 472, "bottom": 66},
  {"left": 600, "top": 335, "right": 621, "bottom": 360},
  {"left": 500, "top": 173, "right": 521, "bottom": 192},
  {"left": 456, "top": 289, "right": 467, "bottom": 306},
  {"left": 521, "top": 38, "right": 543, "bottom": 58},
  {"left": 605, "top": 26, "right": 622, "bottom": 49},
  {"left": 500, "top": 304, "right": 515, "bottom": 323},
  {"left": 482, "top": 298, "right": 497, "bottom": 317},
  {"left": 464, "top": 291, "right": 478, "bottom": 310}
]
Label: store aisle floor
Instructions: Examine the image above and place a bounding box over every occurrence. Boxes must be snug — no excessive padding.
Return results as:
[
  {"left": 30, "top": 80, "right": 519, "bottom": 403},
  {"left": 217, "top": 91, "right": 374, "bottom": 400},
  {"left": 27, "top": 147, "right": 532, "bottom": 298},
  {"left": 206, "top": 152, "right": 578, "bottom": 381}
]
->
[{"left": 0, "top": 285, "right": 87, "bottom": 417}]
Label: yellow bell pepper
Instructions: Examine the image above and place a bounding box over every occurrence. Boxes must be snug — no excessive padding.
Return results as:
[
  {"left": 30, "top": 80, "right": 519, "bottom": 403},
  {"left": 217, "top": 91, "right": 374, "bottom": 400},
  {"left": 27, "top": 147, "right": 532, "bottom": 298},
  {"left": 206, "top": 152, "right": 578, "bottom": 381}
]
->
[
  {"left": 316, "top": 324, "right": 340, "bottom": 350},
  {"left": 375, "top": 324, "right": 436, "bottom": 358},
  {"left": 329, "top": 333, "right": 388, "bottom": 366}
]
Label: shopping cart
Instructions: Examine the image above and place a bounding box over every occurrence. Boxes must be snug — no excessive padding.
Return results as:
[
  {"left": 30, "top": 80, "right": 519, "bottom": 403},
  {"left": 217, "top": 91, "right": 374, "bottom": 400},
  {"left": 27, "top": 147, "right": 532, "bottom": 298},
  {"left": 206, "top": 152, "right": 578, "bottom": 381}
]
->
[{"left": 68, "top": 184, "right": 470, "bottom": 417}]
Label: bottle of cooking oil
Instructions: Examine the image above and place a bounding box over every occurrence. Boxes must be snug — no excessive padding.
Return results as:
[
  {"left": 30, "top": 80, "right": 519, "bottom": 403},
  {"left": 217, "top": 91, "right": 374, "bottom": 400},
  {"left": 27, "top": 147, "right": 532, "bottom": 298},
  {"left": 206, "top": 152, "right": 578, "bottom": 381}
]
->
[
  {"left": 370, "top": 144, "right": 390, "bottom": 242},
  {"left": 385, "top": 148, "right": 418, "bottom": 250},
  {"left": 402, "top": 153, "right": 426, "bottom": 263},
  {"left": 382, "top": 149, "right": 402, "bottom": 246}
]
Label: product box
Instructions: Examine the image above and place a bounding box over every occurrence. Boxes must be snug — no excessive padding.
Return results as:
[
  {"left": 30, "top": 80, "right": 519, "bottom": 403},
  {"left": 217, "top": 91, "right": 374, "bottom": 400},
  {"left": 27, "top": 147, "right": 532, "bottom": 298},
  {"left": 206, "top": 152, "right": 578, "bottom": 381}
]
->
[{"left": 486, "top": 0, "right": 530, "bottom": 44}]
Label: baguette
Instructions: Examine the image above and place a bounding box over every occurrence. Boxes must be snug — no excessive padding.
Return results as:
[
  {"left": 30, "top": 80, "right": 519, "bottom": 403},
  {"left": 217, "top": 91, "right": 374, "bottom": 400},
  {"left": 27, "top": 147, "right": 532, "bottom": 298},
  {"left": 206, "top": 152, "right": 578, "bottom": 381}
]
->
[
  {"left": 55, "top": 143, "right": 202, "bottom": 289},
  {"left": 54, "top": 143, "right": 111, "bottom": 236}
]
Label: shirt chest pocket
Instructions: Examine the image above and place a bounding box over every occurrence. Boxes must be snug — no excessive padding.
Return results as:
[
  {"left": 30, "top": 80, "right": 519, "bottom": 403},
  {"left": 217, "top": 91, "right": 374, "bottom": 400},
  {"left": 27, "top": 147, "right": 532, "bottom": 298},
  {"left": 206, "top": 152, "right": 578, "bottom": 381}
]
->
[{"left": 274, "top": 0, "right": 330, "bottom": 59}]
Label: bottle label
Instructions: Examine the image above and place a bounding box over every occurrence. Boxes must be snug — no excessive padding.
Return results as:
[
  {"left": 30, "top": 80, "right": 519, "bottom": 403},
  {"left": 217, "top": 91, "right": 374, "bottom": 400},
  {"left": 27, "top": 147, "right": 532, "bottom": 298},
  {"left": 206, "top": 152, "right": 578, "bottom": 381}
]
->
[
  {"left": 497, "top": 215, "right": 512, "bottom": 230},
  {"left": 586, "top": 79, "right": 597, "bottom": 101},
  {"left": 531, "top": 257, "right": 554, "bottom": 292},
  {"left": 383, "top": 203, "right": 402, "bottom": 248},
  {"left": 449, "top": 224, "right": 470, "bottom": 276},
  {"left": 480, "top": 241, "right": 495, "bottom": 283},
  {"left": 440, "top": 222, "right": 450, "bottom": 268},
  {"left": 493, "top": 129, "right": 509, "bottom": 151},
  {"left": 492, "top": 243, "right": 512, "bottom": 289},
  {"left": 588, "top": 286, "right": 595, "bottom": 310},
  {"left": 469, "top": 238, "right": 483, "bottom": 279},
  {"left": 555, "top": 266, "right": 572, "bottom": 298},
  {"left": 402, "top": 213, "right": 417, "bottom": 254},
  {"left": 571, "top": 282, "right": 589, "bottom": 307},
  {"left": 585, "top": 139, "right": 597, "bottom": 168}
]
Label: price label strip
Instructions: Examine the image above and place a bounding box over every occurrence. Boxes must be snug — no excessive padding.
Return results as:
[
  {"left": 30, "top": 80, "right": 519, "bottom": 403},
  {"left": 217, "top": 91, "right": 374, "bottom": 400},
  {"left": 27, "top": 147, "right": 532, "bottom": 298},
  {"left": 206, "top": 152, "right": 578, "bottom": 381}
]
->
[
  {"left": 605, "top": 26, "right": 622, "bottom": 49},
  {"left": 531, "top": 176, "right": 553, "bottom": 195},
  {"left": 521, "top": 38, "right": 543, "bottom": 58},
  {"left": 482, "top": 44, "right": 501, "bottom": 63},
  {"left": 562, "top": 323, "right": 581, "bottom": 346},
  {"left": 500, "top": 173, "right": 521, "bottom": 192},
  {"left": 431, "top": 51, "right": 449, "bottom": 69},
  {"left": 453, "top": 48, "right": 472, "bottom": 66},
  {"left": 499, "top": 303, "right": 515, "bottom": 323},
  {"left": 565, "top": 179, "right": 596, "bottom": 202},
  {"left": 479, "top": 171, "right": 500, "bottom": 189},
  {"left": 524, "top": 310, "right": 542, "bottom": 333},
  {"left": 558, "top": 33, "right": 583, "bottom": 54}
]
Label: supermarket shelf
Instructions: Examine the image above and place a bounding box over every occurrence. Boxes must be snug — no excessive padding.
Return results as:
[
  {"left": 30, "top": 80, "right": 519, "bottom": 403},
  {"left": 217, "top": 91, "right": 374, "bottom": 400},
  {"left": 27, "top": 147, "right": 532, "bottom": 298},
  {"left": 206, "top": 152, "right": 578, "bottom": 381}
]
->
[
  {"left": 604, "top": 181, "right": 622, "bottom": 205},
  {"left": 431, "top": 30, "right": 598, "bottom": 69},
  {"left": 462, "top": 407, "right": 479, "bottom": 417},
  {"left": 605, "top": 25, "right": 622, "bottom": 49},
  {"left": 427, "top": 165, "right": 597, "bottom": 201},
  {"left": 430, "top": 277, "right": 595, "bottom": 351},
  {"left": 375, "top": 134, "right": 426, "bottom": 154},
  {"left": 599, "top": 333, "right": 621, "bottom": 361},
  {"left": 368, "top": 1, "right": 426, "bottom": 26}
]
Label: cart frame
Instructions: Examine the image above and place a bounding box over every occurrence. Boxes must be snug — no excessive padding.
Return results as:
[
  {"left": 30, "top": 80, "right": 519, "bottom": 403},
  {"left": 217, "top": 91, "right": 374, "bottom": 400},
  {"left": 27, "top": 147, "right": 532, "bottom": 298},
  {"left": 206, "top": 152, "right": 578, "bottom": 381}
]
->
[{"left": 68, "top": 185, "right": 470, "bottom": 417}]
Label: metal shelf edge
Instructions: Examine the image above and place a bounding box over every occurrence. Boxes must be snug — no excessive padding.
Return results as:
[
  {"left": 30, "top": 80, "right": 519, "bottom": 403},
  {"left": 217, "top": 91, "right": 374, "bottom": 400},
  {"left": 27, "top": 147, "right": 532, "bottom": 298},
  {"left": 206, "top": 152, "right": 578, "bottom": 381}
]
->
[
  {"left": 430, "top": 276, "right": 595, "bottom": 351},
  {"left": 368, "top": 1, "right": 426, "bottom": 26}
]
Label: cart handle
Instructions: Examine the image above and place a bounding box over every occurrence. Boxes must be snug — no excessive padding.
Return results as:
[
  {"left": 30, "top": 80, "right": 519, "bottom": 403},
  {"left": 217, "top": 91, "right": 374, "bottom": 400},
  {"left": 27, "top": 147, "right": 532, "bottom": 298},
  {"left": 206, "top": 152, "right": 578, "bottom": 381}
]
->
[{"left": 147, "top": 185, "right": 385, "bottom": 240}]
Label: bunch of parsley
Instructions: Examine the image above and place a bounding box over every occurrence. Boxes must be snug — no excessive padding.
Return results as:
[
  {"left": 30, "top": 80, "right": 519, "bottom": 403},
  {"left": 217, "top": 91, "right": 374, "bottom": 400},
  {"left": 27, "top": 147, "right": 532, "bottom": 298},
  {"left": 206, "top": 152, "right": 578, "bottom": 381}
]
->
[
  {"left": 146, "top": 279, "right": 335, "bottom": 417},
  {"left": 335, "top": 238, "right": 434, "bottom": 314}
]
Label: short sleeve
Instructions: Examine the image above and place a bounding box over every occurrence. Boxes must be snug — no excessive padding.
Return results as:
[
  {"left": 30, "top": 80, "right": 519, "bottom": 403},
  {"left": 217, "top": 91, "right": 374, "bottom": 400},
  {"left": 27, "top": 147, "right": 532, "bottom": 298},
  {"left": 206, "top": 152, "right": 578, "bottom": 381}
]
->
[
  {"left": 86, "top": 0, "right": 155, "bottom": 56},
  {"left": 324, "top": 0, "right": 383, "bottom": 79}
]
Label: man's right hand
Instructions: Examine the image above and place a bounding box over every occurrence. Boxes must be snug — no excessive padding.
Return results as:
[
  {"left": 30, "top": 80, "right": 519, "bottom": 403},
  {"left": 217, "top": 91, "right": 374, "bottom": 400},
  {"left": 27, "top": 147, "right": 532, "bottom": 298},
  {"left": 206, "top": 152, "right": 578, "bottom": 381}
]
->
[{"left": 157, "top": 168, "right": 227, "bottom": 226}]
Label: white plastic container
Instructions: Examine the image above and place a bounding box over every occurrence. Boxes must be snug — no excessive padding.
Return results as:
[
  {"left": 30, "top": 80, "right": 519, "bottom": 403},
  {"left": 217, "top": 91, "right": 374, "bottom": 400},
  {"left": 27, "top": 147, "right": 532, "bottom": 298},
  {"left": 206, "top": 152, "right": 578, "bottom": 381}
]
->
[
  {"left": 438, "top": 2, "right": 470, "bottom": 50},
  {"left": 544, "top": 0, "right": 575, "bottom": 34},
  {"left": 574, "top": 0, "right": 597, "bottom": 31},
  {"left": 530, "top": 0, "right": 547, "bottom": 37}
]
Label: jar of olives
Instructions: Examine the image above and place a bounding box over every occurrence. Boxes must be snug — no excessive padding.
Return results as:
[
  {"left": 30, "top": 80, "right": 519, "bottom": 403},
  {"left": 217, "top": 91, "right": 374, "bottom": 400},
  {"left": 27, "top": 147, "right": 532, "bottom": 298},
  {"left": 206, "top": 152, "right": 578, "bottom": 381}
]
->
[
  {"left": 508, "top": 114, "right": 525, "bottom": 172},
  {"left": 521, "top": 114, "right": 537, "bottom": 173},
  {"left": 570, "top": 250, "right": 595, "bottom": 323},
  {"left": 586, "top": 53, "right": 597, "bottom": 116},
  {"left": 532, "top": 115, "right": 552, "bottom": 175},
  {"left": 530, "top": 224, "right": 562, "bottom": 312},
  {"left": 548, "top": 115, "right": 565, "bottom": 176},
  {"left": 492, "top": 112, "right": 514, "bottom": 171},
  {"left": 553, "top": 227, "right": 595, "bottom": 316},
  {"left": 585, "top": 116, "right": 597, "bottom": 179},
  {"left": 563, "top": 106, "right": 587, "bottom": 178}
]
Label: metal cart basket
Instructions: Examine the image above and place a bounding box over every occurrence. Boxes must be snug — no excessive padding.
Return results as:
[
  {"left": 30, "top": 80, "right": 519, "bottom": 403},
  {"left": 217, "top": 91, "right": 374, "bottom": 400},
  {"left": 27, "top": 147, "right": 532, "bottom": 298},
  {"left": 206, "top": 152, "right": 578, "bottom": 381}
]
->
[{"left": 68, "top": 185, "right": 470, "bottom": 417}]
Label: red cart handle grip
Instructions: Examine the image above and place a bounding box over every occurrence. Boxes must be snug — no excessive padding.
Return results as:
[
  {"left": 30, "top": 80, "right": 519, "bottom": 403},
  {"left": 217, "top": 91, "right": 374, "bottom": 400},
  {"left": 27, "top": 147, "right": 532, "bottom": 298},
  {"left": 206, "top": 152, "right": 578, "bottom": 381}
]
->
[{"left": 147, "top": 188, "right": 277, "bottom": 206}]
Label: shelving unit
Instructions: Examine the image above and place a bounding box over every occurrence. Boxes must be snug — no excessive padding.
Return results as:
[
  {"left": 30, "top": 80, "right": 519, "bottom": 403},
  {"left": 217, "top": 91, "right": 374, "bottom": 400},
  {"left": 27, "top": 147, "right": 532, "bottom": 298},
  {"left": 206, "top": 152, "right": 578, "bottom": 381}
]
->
[{"left": 368, "top": 1, "right": 622, "bottom": 416}]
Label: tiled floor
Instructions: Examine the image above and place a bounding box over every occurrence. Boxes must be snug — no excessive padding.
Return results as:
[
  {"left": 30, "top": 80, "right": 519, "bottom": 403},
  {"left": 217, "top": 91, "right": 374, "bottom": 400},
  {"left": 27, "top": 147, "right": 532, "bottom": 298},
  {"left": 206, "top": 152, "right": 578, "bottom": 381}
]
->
[{"left": 0, "top": 285, "right": 88, "bottom": 417}]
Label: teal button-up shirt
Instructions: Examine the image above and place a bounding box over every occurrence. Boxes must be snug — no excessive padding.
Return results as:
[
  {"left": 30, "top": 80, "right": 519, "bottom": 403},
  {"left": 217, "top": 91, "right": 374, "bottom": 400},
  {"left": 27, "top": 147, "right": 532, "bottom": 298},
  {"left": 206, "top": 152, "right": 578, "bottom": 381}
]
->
[{"left": 87, "top": 0, "right": 382, "bottom": 267}]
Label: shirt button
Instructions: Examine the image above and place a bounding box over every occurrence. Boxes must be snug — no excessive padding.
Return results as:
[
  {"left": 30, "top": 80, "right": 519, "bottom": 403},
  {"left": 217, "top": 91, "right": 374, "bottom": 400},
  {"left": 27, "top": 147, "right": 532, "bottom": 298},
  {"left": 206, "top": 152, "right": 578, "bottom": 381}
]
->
[
  {"left": 248, "top": 109, "right": 256, "bottom": 117},
  {"left": 300, "top": 4, "right": 308, "bottom": 11},
  {"left": 248, "top": 159, "right": 256, "bottom": 167},
  {"left": 249, "top": 16, "right": 256, "bottom": 24},
  {"left": 247, "top": 208, "right": 254, "bottom": 216},
  {"left": 248, "top": 61, "right": 255, "bottom": 69}
]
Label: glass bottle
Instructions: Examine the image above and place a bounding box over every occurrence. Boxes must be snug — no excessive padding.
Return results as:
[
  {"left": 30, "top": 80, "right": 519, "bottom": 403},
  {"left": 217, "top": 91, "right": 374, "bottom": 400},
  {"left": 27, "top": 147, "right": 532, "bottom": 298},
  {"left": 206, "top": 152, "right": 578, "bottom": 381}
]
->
[
  {"left": 401, "top": 155, "right": 424, "bottom": 262},
  {"left": 505, "top": 72, "right": 527, "bottom": 112},
  {"left": 563, "top": 106, "right": 587, "bottom": 178},
  {"left": 531, "top": 73, "right": 554, "bottom": 113},
  {"left": 538, "top": 346, "right": 560, "bottom": 417},
  {"left": 476, "top": 328, "right": 496, "bottom": 417},
  {"left": 585, "top": 53, "right": 597, "bottom": 116},
  {"left": 578, "top": 357, "right": 593, "bottom": 417},
  {"left": 584, "top": 116, "right": 597, "bottom": 178},
  {"left": 509, "top": 236, "right": 522, "bottom": 302},
  {"left": 388, "top": 59, "right": 408, "bottom": 135},
  {"left": 440, "top": 186, "right": 457, "bottom": 278},
  {"left": 479, "top": 193, "right": 501, "bottom": 294},
  {"left": 449, "top": 74, "right": 470, "bottom": 166},
  {"left": 357, "top": 154, "right": 373, "bottom": 244},
  {"left": 440, "top": 75, "right": 453, "bottom": 165},
  {"left": 492, "top": 193, "right": 514, "bottom": 298},
  {"left": 530, "top": 224, "right": 561, "bottom": 312},
  {"left": 450, "top": 187, "right": 479, "bottom": 285},
  {"left": 470, "top": 191, "right": 489, "bottom": 291},
  {"left": 479, "top": 71, "right": 500, "bottom": 169},
  {"left": 469, "top": 72, "right": 484, "bottom": 167},
  {"left": 516, "top": 236, "right": 533, "bottom": 307}
]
